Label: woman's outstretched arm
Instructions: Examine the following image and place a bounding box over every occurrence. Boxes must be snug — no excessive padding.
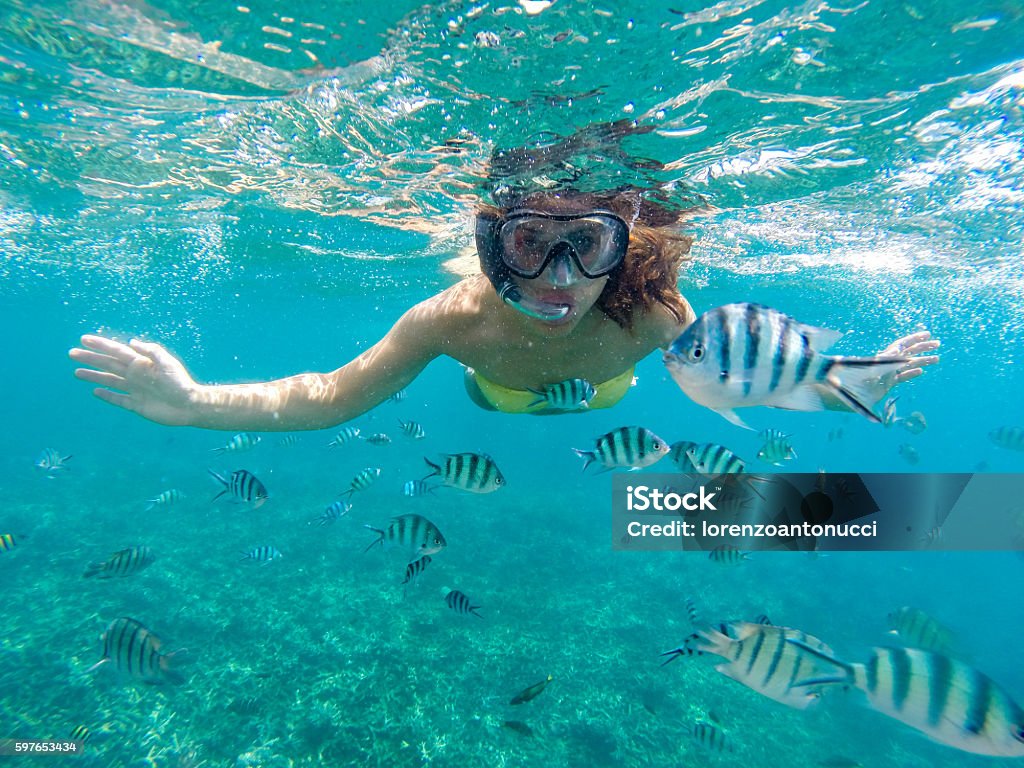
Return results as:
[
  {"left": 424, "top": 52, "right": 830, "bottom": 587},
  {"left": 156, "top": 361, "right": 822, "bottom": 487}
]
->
[{"left": 69, "top": 295, "right": 452, "bottom": 431}]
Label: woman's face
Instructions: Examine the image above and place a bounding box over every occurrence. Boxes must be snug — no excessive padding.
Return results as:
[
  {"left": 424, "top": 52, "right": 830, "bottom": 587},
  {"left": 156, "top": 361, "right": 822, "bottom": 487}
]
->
[{"left": 502, "top": 195, "right": 624, "bottom": 334}]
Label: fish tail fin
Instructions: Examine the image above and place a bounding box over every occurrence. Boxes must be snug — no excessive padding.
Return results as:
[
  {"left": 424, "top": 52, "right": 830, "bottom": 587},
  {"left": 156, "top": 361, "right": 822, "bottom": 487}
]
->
[
  {"left": 571, "top": 448, "right": 596, "bottom": 472},
  {"left": 526, "top": 388, "right": 547, "bottom": 408},
  {"left": 695, "top": 625, "right": 734, "bottom": 656},
  {"left": 659, "top": 632, "right": 704, "bottom": 665},
  {"left": 207, "top": 469, "right": 229, "bottom": 494},
  {"left": 826, "top": 356, "right": 912, "bottom": 423},
  {"left": 239, "top": 551, "right": 251, "bottom": 561},
  {"left": 363, "top": 525, "right": 385, "bottom": 553},
  {"left": 422, "top": 457, "right": 441, "bottom": 480},
  {"left": 210, "top": 447, "right": 225, "bottom": 455},
  {"left": 471, "top": 607, "right": 483, "bottom": 619},
  {"left": 144, "top": 501, "right": 156, "bottom": 512},
  {"left": 82, "top": 561, "right": 105, "bottom": 579}
]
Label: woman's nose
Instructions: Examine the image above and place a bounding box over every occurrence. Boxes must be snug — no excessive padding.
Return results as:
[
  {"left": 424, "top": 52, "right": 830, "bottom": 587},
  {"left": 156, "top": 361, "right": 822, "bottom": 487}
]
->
[{"left": 544, "top": 245, "right": 579, "bottom": 287}]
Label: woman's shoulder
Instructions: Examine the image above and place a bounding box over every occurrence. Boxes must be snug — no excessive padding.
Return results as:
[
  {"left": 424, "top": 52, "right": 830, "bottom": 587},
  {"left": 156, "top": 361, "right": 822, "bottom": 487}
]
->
[
  {"left": 401, "top": 276, "right": 498, "bottom": 344},
  {"left": 633, "top": 293, "right": 696, "bottom": 348}
]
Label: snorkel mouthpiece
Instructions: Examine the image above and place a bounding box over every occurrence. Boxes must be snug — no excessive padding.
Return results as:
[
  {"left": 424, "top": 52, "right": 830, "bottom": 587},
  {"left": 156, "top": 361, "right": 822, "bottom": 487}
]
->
[{"left": 497, "top": 280, "right": 570, "bottom": 321}]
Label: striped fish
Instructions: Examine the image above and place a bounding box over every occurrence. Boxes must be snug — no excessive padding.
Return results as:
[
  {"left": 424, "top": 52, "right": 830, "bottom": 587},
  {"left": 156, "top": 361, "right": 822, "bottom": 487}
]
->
[
  {"left": 35, "top": 448, "right": 72, "bottom": 474},
  {"left": 573, "top": 427, "right": 670, "bottom": 472},
  {"left": 664, "top": 303, "right": 912, "bottom": 428},
  {"left": 403, "top": 555, "right": 432, "bottom": 585},
  {"left": 240, "top": 545, "right": 282, "bottom": 564},
  {"left": 443, "top": 588, "right": 482, "bottom": 618},
  {"left": 786, "top": 643, "right": 1024, "bottom": 756},
  {"left": 423, "top": 453, "right": 505, "bottom": 493},
  {"left": 212, "top": 432, "right": 261, "bottom": 454},
  {"left": 0, "top": 533, "right": 20, "bottom": 553},
  {"left": 327, "top": 426, "right": 361, "bottom": 447},
  {"left": 403, "top": 479, "right": 435, "bottom": 498},
  {"left": 84, "top": 546, "right": 155, "bottom": 579},
  {"left": 757, "top": 428, "right": 797, "bottom": 466},
  {"left": 668, "top": 440, "right": 698, "bottom": 472},
  {"left": 68, "top": 725, "right": 91, "bottom": 744},
  {"left": 87, "top": 617, "right": 184, "bottom": 684},
  {"left": 882, "top": 396, "right": 901, "bottom": 427},
  {"left": 685, "top": 597, "right": 701, "bottom": 626},
  {"left": 665, "top": 621, "right": 836, "bottom": 710},
  {"left": 690, "top": 722, "right": 732, "bottom": 752},
  {"left": 342, "top": 467, "right": 381, "bottom": 498},
  {"left": 686, "top": 443, "right": 746, "bottom": 475},
  {"left": 364, "top": 514, "right": 446, "bottom": 559},
  {"left": 388, "top": 389, "right": 408, "bottom": 403},
  {"left": 398, "top": 420, "right": 427, "bottom": 440},
  {"left": 989, "top": 426, "right": 1024, "bottom": 452},
  {"left": 313, "top": 500, "right": 352, "bottom": 525},
  {"left": 365, "top": 433, "right": 392, "bottom": 446},
  {"left": 278, "top": 434, "right": 300, "bottom": 447},
  {"left": 209, "top": 469, "right": 269, "bottom": 508},
  {"left": 528, "top": 378, "right": 597, "bottom": 410},
  {"left": 886, "top": 606, "right": 955, "bottom": 654},
  {"left": 145, "top": 489, "right": 183, "bottom": 512},
  {"left": 709, "top": 545, "right": 749, "bottom": 565}
]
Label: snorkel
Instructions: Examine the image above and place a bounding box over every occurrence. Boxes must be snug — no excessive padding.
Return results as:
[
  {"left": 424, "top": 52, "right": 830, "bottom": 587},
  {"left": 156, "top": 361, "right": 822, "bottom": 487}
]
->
[{"left": 476, "top": 213, "right": 571, "bottom": 321}]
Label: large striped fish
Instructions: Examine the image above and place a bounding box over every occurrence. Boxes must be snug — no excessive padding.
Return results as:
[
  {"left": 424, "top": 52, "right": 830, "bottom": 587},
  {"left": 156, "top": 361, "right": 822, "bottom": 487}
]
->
[
  {"left": 208, "top": 469, "right": 269, "bottom": 508},
  {"left": 423, "top": 453, "right": 505, "bottom": 493},
  {"left": 87, "top": 617, "right": 184, "bottom": 685},
  {"left": 662, "top": 621, "right": 836, "bottom": 710},
  {"left": 83, "top": 546, "right": 155, "bottom": 579},
  {"left": 364, "top": 514, "right": 447, "bottom": 560},
  {"left": 573, "top": 426, "right": 670, "bottom": 472},
  {"left": 664, "top": 303, "right": 911, "bottom": 428},
  {"left": 787, "top": 643, "right": 1024, "bottom": 757}
]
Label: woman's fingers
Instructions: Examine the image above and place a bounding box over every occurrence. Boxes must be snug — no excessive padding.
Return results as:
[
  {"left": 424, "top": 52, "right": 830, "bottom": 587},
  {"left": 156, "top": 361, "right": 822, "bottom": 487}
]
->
[
  {"left": 129, "top": 339, "right": 179, "bottom": 370},
  {"left": 74, "top": 368, "right": 127, "bottom": 389},
  {"left": 79, "top": 335, "right": 143, "bottom": 364},
  {"left": 893, "top": 368, "right": 924, "bottom": 385},
  {"left": 69, "top": 348, "right": 127, "bottom": 376},
  {"left": 908, "top": 353, "right": 939, "bottom": 369},
  {"left": 93, "top": 388, "right": 133, "bottom": 410}
]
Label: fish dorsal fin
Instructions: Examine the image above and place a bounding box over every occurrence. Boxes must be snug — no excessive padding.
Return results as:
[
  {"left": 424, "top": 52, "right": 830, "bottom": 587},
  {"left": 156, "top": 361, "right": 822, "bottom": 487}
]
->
[{"left": 796, "top": 323, "right": 843, "bottom": 352}]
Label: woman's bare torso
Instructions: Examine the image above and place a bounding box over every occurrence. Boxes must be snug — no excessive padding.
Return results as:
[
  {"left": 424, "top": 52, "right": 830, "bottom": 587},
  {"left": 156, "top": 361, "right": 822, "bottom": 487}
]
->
[{"left": 431, "top": 276, "right": 693, "bottom": 389}]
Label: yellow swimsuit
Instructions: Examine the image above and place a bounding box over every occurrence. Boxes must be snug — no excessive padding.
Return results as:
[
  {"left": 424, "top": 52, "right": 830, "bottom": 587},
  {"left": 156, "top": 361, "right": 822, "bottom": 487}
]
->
[{"left": 469, "top": 367, "right": 636, "bottom": 414}]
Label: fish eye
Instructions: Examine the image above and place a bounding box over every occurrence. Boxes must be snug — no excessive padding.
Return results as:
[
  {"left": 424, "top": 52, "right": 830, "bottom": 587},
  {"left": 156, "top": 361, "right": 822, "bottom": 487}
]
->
[
  {"left": 495, "top": 477, "right": 504, "bottom": 486},
  {"left": 687, "top": 342, "right": 705, "bottom": 363},
  {"left": 652, "top": 441, "right": 664, "bottom": 451},
  {"left": 1014, "top": 725, "right": 1024, "bottom": 744}
]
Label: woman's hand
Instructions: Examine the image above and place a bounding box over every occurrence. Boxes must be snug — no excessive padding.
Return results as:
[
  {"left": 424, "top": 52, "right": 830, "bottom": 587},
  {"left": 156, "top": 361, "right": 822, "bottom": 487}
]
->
[
  {"left": 868, "top": 330, "right": 941, "bottom": 402},
  {"left": 70, "top": 335, "right": 199, "bottom": 426}
]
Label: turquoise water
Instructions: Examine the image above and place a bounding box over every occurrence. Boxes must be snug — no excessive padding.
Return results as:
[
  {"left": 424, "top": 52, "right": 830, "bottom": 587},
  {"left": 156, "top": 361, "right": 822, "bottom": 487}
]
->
[{"left": 2, "top": 0, "right": 1024, "bottom": 766}]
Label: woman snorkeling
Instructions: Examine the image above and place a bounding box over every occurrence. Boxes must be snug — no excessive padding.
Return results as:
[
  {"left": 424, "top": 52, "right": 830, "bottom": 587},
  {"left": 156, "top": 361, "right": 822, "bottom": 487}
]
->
[{"left": 68, "top": 125, "right": 938, "bottom": 430}]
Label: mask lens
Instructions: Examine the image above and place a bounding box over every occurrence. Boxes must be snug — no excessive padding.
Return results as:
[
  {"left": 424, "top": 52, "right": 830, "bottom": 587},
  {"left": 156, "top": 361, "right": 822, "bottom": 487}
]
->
[{"left": 498, "top": 212, "right": 628, "bottom": 278}]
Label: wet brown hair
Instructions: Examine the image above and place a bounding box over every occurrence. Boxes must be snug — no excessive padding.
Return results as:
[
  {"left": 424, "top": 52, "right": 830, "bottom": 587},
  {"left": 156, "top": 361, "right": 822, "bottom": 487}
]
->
[{"left": 477, "top": 188, "right": 695, "bottom": 331}]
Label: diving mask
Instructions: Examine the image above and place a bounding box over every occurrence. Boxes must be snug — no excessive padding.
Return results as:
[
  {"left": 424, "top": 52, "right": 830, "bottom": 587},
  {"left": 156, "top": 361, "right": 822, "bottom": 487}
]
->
[{"left": 496, "top": 210, "right": 630, "bottom": 279}]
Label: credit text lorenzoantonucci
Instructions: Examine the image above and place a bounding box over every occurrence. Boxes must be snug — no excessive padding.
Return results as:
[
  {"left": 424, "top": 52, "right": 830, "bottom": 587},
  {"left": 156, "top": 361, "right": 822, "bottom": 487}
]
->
[{"left": 623, "top": 485, "right": 878, "bottom": 539}]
